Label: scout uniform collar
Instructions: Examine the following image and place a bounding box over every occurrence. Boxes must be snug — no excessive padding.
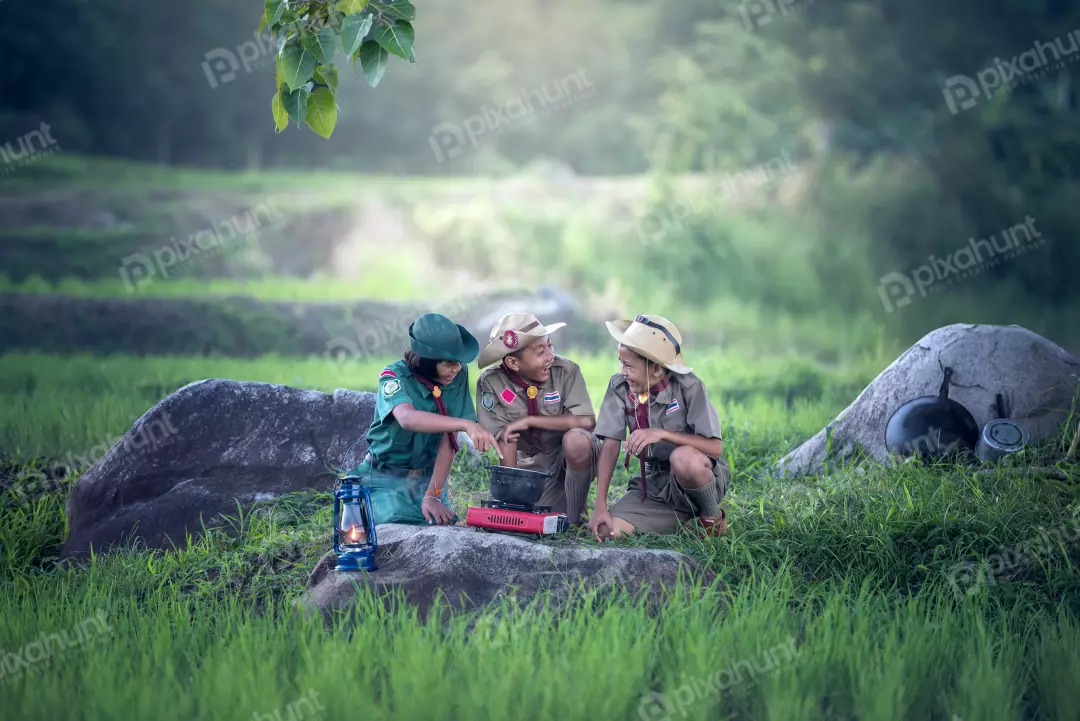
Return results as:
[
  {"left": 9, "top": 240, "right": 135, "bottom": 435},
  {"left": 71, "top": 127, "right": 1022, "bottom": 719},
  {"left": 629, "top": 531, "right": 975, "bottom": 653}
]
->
[
  {"left": 477, "top": 313, "right": 566, "bottom": 369},
  {"left": 408, "top": 312, "right": 480, "bottom": 364},
  {"left": 605, "top": 314, "right": 692, "bottom": 374}
]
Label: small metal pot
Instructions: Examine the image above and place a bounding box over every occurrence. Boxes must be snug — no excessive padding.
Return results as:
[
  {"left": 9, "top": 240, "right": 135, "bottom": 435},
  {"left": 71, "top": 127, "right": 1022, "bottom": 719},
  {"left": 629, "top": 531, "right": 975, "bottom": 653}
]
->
[
  {"left": 976, "top": 418, "right": 1029, "bottom": 462},
  {"left": 487, "top": 465, "right": 551, "bottom": 507}
]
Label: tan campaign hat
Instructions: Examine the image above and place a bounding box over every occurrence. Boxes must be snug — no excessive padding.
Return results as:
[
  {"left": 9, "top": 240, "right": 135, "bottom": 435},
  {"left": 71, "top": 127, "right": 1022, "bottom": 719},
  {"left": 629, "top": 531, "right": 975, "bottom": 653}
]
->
[
  {"left": 477, "top": 313, "right": 567, "bottom": 368},
  {"left": 606, "top": 314, "right": 692, "bottom": 374}
]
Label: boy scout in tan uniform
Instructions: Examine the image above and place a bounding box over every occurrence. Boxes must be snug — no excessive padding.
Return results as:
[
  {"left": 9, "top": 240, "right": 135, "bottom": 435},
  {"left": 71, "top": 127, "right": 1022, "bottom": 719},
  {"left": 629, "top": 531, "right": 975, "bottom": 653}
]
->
[
  {"left": 475, "top": 313, "right": 602, "bottom": 525},
  {"left": 589, "top": 314, "right": 729, "bottom": 539}
]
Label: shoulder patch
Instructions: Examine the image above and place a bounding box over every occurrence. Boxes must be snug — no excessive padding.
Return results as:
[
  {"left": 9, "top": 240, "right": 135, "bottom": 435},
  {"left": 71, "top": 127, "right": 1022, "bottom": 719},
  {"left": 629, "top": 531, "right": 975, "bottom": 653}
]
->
[
  {"left": 481, "top": 390, "right": 495, "bottom": 410},
  {"left": 499, "top": 387, "right": 518, "bottom": 406},
  {"left": 381, "top": 378, "right": 401, "bottom": 396},
  {"left": 380, "top": 368, "right": 397, "bottom": 378}
]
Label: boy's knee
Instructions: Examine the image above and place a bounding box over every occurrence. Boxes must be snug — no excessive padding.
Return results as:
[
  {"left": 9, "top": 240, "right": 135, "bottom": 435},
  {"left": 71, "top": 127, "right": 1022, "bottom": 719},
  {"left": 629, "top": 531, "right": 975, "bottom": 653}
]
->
[
  {"left": 671, "top": 446, "right": 712, "bottom": 486},
  {"left": 562, "top": 429, "right": 593, "bottom": 467}
]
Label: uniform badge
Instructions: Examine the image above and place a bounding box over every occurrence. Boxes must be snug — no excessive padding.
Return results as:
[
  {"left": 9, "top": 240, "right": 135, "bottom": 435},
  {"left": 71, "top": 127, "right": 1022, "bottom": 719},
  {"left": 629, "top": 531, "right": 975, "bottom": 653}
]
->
[
  {"left": 665, "top": 399, "right": 680, "bottom": 415},
  {"left": 544, "top": 391, "right": 560, "bottom": 404},
  {"left": 526, "top": 385, "right": 538, "bottom": 400},
  {"left": 502, "top": 330, "right": 518, "bottom": 349},
  {"left": 481, "top": 391, "right": 495, "bottom": 410},
  {"left": 382, "top": 379, "right": 401, "bottom": 396},
  {"left": 500, "top": 387, "right": 518, "bottom": 406}
]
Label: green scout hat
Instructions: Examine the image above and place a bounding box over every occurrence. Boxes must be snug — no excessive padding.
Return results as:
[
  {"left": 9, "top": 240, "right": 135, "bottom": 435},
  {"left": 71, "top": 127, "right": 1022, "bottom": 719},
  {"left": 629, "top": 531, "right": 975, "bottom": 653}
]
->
[{"left": 408, "top": 312, "right": 480, "bottom": 364}]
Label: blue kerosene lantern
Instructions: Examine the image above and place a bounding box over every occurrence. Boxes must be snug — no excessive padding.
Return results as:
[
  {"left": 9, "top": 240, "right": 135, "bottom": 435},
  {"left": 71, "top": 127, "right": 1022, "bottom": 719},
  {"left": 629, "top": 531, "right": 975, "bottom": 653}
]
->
[{"left": 333, "top": 478, "right": 378, "bottom": 572}]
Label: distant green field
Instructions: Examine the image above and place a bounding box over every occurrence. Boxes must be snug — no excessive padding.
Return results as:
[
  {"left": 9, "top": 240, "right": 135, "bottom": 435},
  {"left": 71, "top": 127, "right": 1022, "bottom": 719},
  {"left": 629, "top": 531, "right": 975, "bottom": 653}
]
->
[{"left": 0, "top": 350, "right": 886, "bottom": 462}]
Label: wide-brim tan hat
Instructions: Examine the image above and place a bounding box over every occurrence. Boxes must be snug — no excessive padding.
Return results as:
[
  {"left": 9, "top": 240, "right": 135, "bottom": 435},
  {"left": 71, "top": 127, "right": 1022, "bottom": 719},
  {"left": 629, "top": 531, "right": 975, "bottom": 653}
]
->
[
  {"left": 477, "top": 313, "right": 567, "bottom": 368},
  {"left": 606, "top": 314, "right": 692, "bottom": 374}
]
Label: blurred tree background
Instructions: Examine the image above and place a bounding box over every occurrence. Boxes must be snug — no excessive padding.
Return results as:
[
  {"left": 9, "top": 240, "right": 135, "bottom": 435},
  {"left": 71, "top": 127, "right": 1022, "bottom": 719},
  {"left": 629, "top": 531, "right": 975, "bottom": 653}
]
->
[{"left": 1, "top": 0, "right": 1077, "bottom": 355}]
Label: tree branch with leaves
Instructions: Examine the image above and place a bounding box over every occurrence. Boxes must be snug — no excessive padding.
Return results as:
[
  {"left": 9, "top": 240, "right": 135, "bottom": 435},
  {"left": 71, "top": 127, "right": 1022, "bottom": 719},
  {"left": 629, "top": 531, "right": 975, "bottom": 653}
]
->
[{"left": 262, "top": 0, "right": 417, "bottom": 138}]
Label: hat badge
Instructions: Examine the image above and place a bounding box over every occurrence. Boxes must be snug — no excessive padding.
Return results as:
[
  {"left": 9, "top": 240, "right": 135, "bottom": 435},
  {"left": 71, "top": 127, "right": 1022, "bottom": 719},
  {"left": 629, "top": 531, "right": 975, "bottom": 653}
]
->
[{"left": 502, "top": 330, "right": 518, "bottom": 349}]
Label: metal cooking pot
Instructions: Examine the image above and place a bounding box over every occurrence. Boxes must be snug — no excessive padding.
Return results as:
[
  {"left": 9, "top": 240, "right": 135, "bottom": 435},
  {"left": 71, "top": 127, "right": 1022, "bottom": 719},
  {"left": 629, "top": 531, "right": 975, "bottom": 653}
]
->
[
  {"left": 487, "top": 465, "right": 552, "bottom": 506},
  {"left": 884, "top": 366, "right": 980, "bottom": 462},
  {"left": 976, "top": 393, "right": 1028, "bottom": 462}
]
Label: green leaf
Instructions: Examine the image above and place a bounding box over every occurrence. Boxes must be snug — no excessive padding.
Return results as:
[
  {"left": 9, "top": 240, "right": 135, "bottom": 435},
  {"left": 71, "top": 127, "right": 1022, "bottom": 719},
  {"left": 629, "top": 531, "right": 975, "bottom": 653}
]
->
[
  {"left": 306, "top": 87, "right": 339, "bottom": 138},
  {"left": 313, "top": 64, "right": 339, "bottom": 93},
  {"left": 373, "top": 0, "right": 415, "bottom": 21},
  {"left": 279, "top": 8, "right": 300, "bottom": 23},
  {"left": 280, "top": 42, "right": 318, "bottom": 91},
  {"left": 357, "top": 40, "right": 388, "bottom": 87},
  {"left": 338, "top": 0, "right": 369, "bottom": 13},
  {"left": 271, "top": 90, "right": 290, "bottom": 132},
  {"left": 371, "top": 20, "right": 414, "bottom": 61},
  {"left": 302, "top": 26, "right": 337, "bottom": 65},
  {"left": 340, "top": 13, "right": 373, "bottom": 56},
  {"left": 265, "top": 0, "right": 286, "bottom": 26},
  {"left": 275, "top": 53, "right": 287, "bottom": 90},
  {"left": 282, "top": 85, "right": 311, "bottom": 124}
]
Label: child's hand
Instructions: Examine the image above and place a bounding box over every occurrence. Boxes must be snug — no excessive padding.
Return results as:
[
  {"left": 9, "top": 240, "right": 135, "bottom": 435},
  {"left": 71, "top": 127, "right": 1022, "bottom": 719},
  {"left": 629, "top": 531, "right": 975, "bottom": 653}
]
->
[
  {"left": 422, "top": 496, "right": 455, "bottom": 525},
  {"left": 497, "top": 418, "right": 529, "bottom": 444},
  {"left": 588, "top": 509, "right": 616, "bottom": 542},
  {"left": 625, "top": 428, "right": 667, "bottom": 456},
  {"left": 466, "top": 421, "right": 503, "bottom": 460}
]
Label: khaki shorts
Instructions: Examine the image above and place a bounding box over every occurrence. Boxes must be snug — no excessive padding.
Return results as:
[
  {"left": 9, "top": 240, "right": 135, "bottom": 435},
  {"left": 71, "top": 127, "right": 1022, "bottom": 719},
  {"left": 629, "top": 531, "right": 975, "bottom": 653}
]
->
[
  {"left": 515, "top": 430, "right": 603, "bottom": 513},
  {"left": 609, "top": 456, "right": 730, "bottom": 534}
]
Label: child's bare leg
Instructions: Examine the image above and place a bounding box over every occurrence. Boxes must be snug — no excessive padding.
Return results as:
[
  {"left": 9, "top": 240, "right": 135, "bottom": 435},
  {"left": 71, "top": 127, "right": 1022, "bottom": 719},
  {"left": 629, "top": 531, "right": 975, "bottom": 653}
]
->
[
  {"left": 671, "top": 446, "right": 720, "bottom": 516},
  {"left": 603, "top": 516, "right": 637, "bottom": 539}
]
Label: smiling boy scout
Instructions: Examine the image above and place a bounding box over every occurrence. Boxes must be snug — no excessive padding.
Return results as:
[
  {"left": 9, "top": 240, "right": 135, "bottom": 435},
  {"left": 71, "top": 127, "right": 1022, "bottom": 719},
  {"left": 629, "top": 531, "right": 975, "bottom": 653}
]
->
[
  {"left": 588, "top": 314, "right": 728, "bottom": 540},
  {"left": 475, "top": 313, "right": 601, "bottom": 525}
]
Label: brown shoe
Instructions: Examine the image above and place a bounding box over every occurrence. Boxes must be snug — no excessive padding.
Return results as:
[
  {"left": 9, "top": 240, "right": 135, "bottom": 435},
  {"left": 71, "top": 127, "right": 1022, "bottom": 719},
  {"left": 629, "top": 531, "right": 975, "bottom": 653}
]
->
[{"left": 697, "top": 508, "right": 727, "bottom": 537}]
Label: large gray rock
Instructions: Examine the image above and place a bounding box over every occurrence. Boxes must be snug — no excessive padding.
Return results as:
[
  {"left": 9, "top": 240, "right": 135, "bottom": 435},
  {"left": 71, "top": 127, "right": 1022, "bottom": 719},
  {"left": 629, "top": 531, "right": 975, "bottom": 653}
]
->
[
  {"left": 295, "top": 524, "right": 721, "bottom": 623},
  {"left": 62, "top": 379, "right": 377, "bottom": 558},
  {"left": 777, "top": 324, "right": 1080, "bottom": 477}
]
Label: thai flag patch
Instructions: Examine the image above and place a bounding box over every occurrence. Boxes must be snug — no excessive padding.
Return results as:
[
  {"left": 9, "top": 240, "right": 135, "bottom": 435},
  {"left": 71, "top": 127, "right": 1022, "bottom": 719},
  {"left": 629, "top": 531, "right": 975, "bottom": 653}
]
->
[
  {"left": 544, "top": 391, "right": 561, "bottom": 404},
  {"left": 665, "top": 399, "right": 680, "bottom": 415},
  {"left": 500, "top": 387, "right": 518, "bottom": 406},
  {"left": 380, "top": 369, "right": 396, "bottom": 378}
]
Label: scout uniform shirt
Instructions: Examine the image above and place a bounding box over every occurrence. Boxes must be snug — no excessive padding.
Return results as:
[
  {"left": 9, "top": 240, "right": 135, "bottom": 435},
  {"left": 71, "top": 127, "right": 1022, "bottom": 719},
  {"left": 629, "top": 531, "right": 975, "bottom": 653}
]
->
[
  {"left": 365, "top": 359, "right": 477, "bottom": 471},
  {"left": 475, "top": 356, "right": 595, "bottom": 462},
  {"left": 593, "top": 371, "right": 723, "bottom": 500}
]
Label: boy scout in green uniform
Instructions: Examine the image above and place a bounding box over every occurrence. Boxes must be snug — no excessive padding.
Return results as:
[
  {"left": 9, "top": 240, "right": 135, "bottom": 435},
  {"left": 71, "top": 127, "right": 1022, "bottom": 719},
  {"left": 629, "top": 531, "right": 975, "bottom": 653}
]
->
[
  {"left": 345, "top": 312, "right": 501, "bottom": 526},
  {"left": 474, "top": 313, "right": 602, "bottom": 525},
  {"left": 588, "top": 314, "right": 729, "bottom": 540}
]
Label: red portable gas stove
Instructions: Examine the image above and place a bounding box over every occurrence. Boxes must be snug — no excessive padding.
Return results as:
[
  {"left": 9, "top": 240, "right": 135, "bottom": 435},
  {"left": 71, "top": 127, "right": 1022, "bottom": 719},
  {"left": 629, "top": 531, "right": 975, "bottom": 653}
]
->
[
  {"left": 465, "top": 464, "right": 569, "bottom": 536},
  {"left": 466, "top": 499, "right": 568, "bottom": 535}
]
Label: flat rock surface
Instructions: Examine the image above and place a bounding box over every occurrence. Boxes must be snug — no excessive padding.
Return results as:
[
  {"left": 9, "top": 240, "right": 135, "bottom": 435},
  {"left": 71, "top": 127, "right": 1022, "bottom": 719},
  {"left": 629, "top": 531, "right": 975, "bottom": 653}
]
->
[
  {"left": 62, "top": 379, "right": 377, "bottom": 558},
  {"left": 295, "top": 524, "right": 721, "bottom": 622},
  {"left": 777, "top": 324, "right": 1080, "bottom": 477}
]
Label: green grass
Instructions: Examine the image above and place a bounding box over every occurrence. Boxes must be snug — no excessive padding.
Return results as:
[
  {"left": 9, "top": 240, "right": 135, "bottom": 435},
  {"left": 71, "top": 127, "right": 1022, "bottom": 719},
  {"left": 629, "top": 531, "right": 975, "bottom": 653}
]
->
[
  {"left": 1, "top": 349, "right": 1079, "bottom": 719},
  {"left": 0, "top": 350, "right": 888, "bottom": 461}
]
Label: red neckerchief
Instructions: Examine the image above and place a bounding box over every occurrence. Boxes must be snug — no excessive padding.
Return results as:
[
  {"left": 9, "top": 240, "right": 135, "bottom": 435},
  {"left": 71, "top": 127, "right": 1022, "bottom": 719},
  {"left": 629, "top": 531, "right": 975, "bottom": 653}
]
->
[
  {"left": 623, "top": 376, "right": 670, "bottom": 499},
  {"left": 412, "top": 374, "right": 459, "bottom": 453},
  {"left": 501, "top": 360, "right": 542, "bottom": 448}
]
